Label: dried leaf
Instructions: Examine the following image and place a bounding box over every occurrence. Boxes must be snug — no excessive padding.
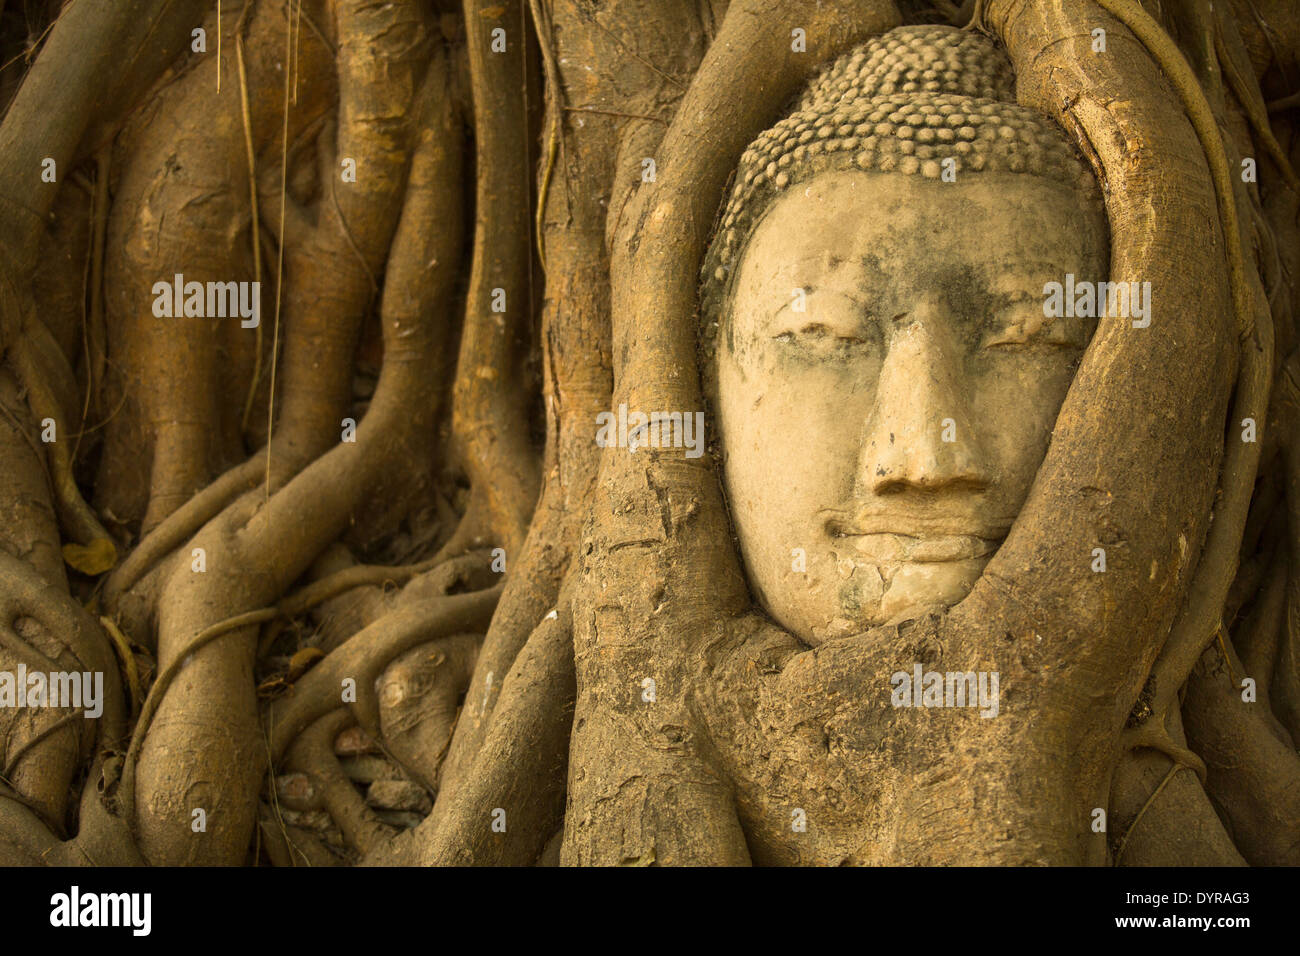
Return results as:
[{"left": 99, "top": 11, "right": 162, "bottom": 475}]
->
[
  {"left": 287, "top": 646, "right": 327, "bottom": 681},
  {"left": 62, "top": 538, "right": 117, "bottom": 575}
]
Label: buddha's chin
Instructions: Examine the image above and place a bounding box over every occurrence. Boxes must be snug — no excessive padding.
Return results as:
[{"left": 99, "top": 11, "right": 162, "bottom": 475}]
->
[{"left": 803, "top": 555, "right": 991, "bottom": 645}]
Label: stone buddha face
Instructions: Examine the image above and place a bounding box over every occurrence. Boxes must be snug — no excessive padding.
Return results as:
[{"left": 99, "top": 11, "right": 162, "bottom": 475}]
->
[{"left": 714, "top": 168, "right": 1108, "bottom": 644}]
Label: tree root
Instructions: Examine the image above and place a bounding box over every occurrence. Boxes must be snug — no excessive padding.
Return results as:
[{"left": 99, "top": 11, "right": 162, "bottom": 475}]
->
[
  {"left": 451, "top": 0, "right": 542, "bottom": 557},
  {"left": 1183, "top": 638, "right": 1300, "bottom": 864},
  {"left": 266, "top": 585, "right": 501, "bottom": 768},
  {"left": 414, "top": 598, "right": 573, "bottom": 866},
  {"left": 285, "top": 708, "right": 390, "bottom": 857}
]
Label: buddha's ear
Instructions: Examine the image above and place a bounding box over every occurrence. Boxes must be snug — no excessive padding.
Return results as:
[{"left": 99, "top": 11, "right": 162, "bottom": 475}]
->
[{"left": 962, "top": 0, "right": 1265, "bottom": 744}]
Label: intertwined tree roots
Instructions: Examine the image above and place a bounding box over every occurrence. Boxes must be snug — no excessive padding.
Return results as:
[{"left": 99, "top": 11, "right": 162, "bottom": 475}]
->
[{"left": 0, "top": 0, "right": 1296, "bottom": 866}]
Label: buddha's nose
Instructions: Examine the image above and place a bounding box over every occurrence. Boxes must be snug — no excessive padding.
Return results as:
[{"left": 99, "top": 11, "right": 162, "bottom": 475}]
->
[{"left": 856, "top": 300, "right": 993, "bottom": 496}]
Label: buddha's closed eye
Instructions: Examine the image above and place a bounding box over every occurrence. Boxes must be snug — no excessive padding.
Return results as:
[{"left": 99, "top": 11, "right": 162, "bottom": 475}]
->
[
  {"left": 981, "top": 293, "right": 1091, "bottom": 351},
  {"left": 767, "top": 286, "right": 1090, "bottom": 357},
  {"left": 770, "top": 289, "right": 881, "bottom": 352}
]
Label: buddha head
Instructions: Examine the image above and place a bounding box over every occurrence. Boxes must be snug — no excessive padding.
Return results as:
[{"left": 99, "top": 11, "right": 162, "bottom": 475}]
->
[{"left": 701, "top": 26, "right": 1109, "bottom": 645}]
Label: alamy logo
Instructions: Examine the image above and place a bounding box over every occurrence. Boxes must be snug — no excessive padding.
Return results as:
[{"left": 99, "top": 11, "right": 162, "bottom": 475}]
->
[
  {"left": 151, "top": 273, "right": 260, "bottom": 327},
  {"left": 0, "top": 665, "right": 103, "bottom": 718},
  {"left": 890, "top": 663, "right": 999, "bottom": 718},
  {"left": 1042, "top": 273, "right": 1151, "bottom": 328},
  {"left": 49, "top": 886, "right": 151, "bottom": 936},
  {"left": 595, "top": 403, "right": 705, "bottom": 458}
]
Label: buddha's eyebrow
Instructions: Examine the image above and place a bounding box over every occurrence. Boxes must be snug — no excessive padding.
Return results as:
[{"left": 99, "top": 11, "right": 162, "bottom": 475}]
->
[
  {"left": 761, "top": 256, "right": 885, "bottom": 296},
  {"left": 762, "top": 287, "right": 874, "bottom": 323},
  {"left": 772, "top": 251, "right": 886, "bottom": 271},
  {"left": 835, "top": 253, "right": 888, "bottom": 276},
  {"left": 985, "top": 289, "right": 1043, "bottom": 311},
  {"left": 988, "top": 262, "right": 1082, "bottom": 287}
]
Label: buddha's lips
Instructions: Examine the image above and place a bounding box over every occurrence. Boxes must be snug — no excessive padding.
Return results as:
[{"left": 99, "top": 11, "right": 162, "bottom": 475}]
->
[{"left": 827, "top": 522, "right": 1007, "bottom": 563}]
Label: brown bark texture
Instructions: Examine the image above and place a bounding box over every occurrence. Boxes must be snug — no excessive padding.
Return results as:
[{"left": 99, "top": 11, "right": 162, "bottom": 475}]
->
[{"left": 0, "top": 0, "right": 1294, "bottom": 866}]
